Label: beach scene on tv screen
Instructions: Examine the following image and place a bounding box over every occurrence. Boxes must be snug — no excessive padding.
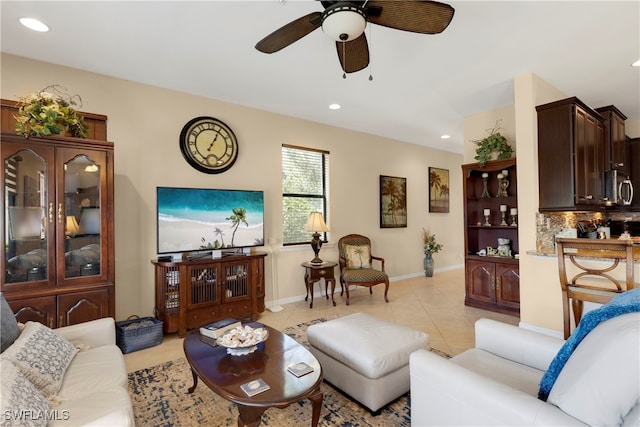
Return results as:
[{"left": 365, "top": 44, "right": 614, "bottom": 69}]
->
[{"left": 157, "top": 188, "right": 264, "bottom": 253}]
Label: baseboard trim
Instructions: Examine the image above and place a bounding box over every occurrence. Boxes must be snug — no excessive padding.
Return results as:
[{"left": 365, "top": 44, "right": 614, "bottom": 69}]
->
[{"left": 268, "top": 265, "right": 466, "bottom": 307}]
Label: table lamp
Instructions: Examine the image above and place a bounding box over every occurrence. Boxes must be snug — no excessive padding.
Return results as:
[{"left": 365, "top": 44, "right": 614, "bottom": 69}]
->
[
  {"left": 304, "top": 212, "right": 329, "bottom": 264},
  {"left": 65, "top": 216, "right": 79, "bottom": 237}
]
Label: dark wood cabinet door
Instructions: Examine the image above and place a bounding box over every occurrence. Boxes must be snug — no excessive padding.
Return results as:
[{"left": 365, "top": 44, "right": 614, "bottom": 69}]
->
[
  {"left": 495, "top": 263, "right": 520, "bottom": 309},
  {"left": 574, "top": 105, "right": 603, "bottom": 205},
  {"left": 610, "top": 114, "right": 628, "bottom": 174},
  {"left": 8, "top": 296, "right": 56, "bottom": 328},
  {"left": 186, "top": 264, "right": 221, "bottom": 309},
  {"left": 465, "top": 260, "right": 495, "bottom": 304},
  {"left": 597, "top": 105, "right": 629, "bottom": 175},
  {"left": 57, "top": 289, "right": 110, "bottom": 327}
]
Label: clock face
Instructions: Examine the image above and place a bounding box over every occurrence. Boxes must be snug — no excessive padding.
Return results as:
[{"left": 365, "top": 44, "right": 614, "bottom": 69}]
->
[{"left": 179, "top": 116, "right": 239, "bottom": 174}]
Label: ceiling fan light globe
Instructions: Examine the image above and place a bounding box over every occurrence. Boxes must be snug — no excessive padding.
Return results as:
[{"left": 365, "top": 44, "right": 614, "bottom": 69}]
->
[{"left": 321, "top": 4, "right": 366, "bottom": 42}]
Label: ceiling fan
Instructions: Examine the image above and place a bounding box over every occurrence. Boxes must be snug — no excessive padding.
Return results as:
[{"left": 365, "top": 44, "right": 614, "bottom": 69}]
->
[{"left": 255, "top": 1, "right": 455, "bottom": 74}]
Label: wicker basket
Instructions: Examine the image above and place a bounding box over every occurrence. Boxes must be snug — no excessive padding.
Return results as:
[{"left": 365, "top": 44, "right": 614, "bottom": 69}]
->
[{"left": 115, "top": 315, "right": 163, "bottom": 354}]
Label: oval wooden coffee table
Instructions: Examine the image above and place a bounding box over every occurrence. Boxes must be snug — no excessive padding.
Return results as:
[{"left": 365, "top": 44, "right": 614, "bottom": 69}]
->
[{"left": 183, "top": 323, "right": 323, "bottom": 427}]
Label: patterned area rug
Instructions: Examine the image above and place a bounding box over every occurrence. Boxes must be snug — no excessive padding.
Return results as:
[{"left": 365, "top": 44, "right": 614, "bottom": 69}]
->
[{"left": 128, "top": 317, "right": 449, "bottom": 426}]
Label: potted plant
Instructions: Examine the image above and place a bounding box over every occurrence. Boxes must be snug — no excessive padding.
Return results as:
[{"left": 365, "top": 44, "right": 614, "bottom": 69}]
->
[
  {"left": 15, "top": 85, "right": 88, "bottom": 138},
  {"left": 422, "top": 228, "right": 443, "bottom": 277},
  {"left": 472, "top": 120, "right": 513, "bottom": 166}
]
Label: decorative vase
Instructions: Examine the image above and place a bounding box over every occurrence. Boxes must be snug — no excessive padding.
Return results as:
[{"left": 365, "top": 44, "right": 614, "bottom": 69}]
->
[{"left": 424, "top": 253, "right": 434, "bottom": 277}]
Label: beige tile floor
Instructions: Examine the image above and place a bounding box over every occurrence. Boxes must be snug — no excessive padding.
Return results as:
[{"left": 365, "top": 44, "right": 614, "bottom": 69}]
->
[{"left": 124, "top": 267, "right": 519, "bottom": 373}]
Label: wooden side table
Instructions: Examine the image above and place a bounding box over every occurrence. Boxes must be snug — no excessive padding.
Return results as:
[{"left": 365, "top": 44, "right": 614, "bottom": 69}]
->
[{"left": 301, "top": 261, "right": 337, "bottom": 309}]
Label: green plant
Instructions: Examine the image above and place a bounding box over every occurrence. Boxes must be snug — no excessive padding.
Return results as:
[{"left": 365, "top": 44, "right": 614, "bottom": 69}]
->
[
  {"left": 15, "top": 85, "right": 88, "bottom": 138},
  {"left": 472, "top": 120, "right": 513, "bottom": 166},
  {"left": 422, "top": 228, "right": 443, "bottom": 255}
]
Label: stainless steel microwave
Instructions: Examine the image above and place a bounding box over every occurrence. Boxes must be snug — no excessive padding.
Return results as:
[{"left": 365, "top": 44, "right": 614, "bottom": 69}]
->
[{"left": 603, "top": 170, "right": 634, "bottom": 206}]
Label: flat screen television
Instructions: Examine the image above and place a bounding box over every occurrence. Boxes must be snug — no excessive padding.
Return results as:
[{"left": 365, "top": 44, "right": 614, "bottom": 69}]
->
[{"left": 156, "top": 187, "right": 264, "bottom": 254}]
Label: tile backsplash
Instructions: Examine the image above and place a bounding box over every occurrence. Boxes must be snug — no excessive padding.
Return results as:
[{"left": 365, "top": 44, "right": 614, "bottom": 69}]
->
[{"left": 535, "top": 211, "right": 640, "bottom": 254}]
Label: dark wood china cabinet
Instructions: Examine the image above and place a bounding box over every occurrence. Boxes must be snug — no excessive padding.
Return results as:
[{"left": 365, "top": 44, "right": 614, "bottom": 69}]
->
[{"left": 1, "top": 102, "right": 114, "bottom": 328}]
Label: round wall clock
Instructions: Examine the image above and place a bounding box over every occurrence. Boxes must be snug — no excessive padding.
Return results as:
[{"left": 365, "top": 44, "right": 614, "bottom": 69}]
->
[{"left": 179, "top": 116, "right": 239, "bottom": 174}]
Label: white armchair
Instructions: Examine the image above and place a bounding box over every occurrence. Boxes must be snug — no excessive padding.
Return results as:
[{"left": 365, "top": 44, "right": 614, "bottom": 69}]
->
[{"left": 410, "top": 316, "right": 640, "bottom": 426}]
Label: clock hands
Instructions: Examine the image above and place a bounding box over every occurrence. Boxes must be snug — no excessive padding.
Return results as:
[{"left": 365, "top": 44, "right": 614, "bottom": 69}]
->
[{"left": 207, "top": 134, "right": 219, "bottom": 152}]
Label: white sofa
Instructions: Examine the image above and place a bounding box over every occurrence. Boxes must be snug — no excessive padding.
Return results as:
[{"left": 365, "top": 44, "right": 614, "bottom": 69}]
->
[
  {"left": 410, "top": 315, "right": 640, "bottom": 426},
  {"left": 1, "top": 316, "right": 134, "bottom": 427}
]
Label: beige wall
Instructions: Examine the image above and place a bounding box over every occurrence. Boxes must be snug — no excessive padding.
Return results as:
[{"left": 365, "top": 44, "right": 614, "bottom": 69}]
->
[
  {"left": 1, "top": 53, "right": 464, "bottom": 319},
  {"left": 463, "top": 105, "right": 516, "bottom": 163}
]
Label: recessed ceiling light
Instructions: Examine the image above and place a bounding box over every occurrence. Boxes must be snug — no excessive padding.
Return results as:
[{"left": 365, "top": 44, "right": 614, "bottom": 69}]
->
[
  {"left": 328, "top": 103, "right": 341, "bottom": 110},
  {"left": 441, "top": 135, "right": 451, "bottom": 139},
  {"left": 632, "top": 59, "right": 640, "bottom": 67},
  {"left": 20, "top": 17, "right": 49, "bottom": 32}
]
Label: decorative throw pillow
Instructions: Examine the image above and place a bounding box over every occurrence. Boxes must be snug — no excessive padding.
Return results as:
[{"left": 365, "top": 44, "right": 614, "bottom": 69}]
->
[
  {"left": 344, "top": 244, "right": 371, "bottom": 269},
  {"left": 1, "top": 321, "right": 78, "bottom": 398},
  {"left": 547, "top": 312, "right": 640, "bottom": 426},
  {"left": 0, "top": 359, "right": 49, "bottom": 427},
  {"left": 1, "top": 292, "right": 20, "bottom": 353}
]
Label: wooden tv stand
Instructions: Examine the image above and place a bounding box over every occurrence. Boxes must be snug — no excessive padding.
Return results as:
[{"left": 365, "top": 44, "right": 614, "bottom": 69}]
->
[{"left": 152, "top": 252, "right": 267, "bottom": 337}]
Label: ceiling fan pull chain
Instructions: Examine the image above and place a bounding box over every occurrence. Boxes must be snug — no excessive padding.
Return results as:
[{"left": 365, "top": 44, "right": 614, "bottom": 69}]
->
[
  {"left": 342, "top": 41, "right": 347, "bottom": 79},
  {"left": 368, "top": 24, "right": 373, "bottom": 81}
]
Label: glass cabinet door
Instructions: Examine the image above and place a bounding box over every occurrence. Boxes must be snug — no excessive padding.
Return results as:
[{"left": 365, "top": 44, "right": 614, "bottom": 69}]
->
[
  {"left": 61, "top": 152, "right": 105, "bottom": 279},
  {"left": 3, "top": 145, "right": 54, "bottom": 285}
]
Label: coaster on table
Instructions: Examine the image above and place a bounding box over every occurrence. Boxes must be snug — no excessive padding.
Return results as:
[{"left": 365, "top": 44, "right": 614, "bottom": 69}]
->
[
  {"left": 287, "top": 362, "right": 314, "bottom": 377},
  {"left": 240, "top": 378, "right": 270, "bottom": 397}
]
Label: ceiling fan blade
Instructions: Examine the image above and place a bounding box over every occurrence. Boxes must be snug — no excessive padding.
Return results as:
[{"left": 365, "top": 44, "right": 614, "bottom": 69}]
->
[
  {"left": 255, "top": 12, "right": 323, "bottom": 53},
  {"left": 366, "top": 0, "right": 455, "bottom": 34},
  {"left": 336, "top": 33, "right": 369, "bottom": 73}
]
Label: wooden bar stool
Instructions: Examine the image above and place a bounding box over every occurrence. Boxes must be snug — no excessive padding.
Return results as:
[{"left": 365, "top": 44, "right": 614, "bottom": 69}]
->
[{"left": 556, "top": 237, "right": 637, "bottom": 339}]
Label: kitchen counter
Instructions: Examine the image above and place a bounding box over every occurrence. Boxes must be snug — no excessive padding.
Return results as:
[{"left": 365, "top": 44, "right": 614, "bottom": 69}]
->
[{"left": 527, "top": 238, "right": 640, "bottom": 262}]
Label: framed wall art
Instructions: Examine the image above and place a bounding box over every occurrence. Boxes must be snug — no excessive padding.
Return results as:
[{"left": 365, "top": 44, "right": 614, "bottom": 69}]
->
[
  {"left": 380, "top": 175, "right": 407, "bottom": 228},
  {"left": 429, "top": 167, "right": 450, "bottom": 213}
]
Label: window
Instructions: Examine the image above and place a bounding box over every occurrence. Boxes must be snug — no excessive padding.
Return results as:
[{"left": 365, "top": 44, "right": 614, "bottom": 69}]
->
[{"left": 282, "top": 145, "right": 329, "bottom": 245}]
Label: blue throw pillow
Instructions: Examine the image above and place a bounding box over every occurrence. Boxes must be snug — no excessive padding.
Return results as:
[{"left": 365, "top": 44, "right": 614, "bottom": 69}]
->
[{"left": 0, "top": 292, "right": 20, "bottom": 353}]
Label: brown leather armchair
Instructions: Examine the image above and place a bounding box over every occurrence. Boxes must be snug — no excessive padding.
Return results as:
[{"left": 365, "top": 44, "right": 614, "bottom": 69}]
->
[{"left": 337, "top": 234, "right": 389, "bottom": 305}]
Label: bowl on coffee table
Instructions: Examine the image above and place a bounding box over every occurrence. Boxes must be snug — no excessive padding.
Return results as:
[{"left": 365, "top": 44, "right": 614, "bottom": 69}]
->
[{"left": 216, "top": 324, "right": 269, "bottom": 356}]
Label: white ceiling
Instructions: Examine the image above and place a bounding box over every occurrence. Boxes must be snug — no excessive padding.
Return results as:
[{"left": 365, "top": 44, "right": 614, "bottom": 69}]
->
[{"left": 1, "top": 1, "right": 639, "bottom": 154}]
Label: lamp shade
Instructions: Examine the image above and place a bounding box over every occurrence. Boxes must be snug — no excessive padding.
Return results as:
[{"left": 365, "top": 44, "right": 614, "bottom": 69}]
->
[
  {"left": 66, "top": 216, "right": 79, "bottom": 235},
  {"left": 304, "top": 212, "right": 329, "bottom": 233}
]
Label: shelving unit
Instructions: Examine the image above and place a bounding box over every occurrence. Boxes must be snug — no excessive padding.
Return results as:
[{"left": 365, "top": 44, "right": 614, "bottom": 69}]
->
[{"left": 462, "top": 158, "right": 520, "bottom": 316}]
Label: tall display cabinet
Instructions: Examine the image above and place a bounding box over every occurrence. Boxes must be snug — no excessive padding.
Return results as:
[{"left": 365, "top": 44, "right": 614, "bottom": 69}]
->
[
  {"left": 462, "top": 158, "right": 519, "bottom": 316},
  {"left": 1, "top": 115, "right": 115, "bottom": 327}
]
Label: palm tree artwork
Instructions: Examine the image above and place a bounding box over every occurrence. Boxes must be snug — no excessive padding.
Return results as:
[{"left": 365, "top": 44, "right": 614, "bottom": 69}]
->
[
  {"left": 353, "top": 246, "right": 367, "bottom": 268},
  {"left": 429, "top": 168, "right": 450, "bottom": 213},
  {"left": 226, "top": 208, "right": 248, "bottom": 247},
  {"left": 380, "top": 175, "right": 407, "bottom": 228}
]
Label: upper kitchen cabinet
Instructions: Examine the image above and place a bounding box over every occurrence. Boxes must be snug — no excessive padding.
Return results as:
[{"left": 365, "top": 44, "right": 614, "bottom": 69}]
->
[
  {"left": 537, "top": 97, "right": 605, "bottom": 211},
  {"left": 596, "top": 105, "right": 628, "bottom": 175}
]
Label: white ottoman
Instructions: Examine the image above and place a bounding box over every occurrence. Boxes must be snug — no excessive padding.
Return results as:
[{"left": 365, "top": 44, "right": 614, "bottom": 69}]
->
[{"left": 307, "top": 312, "right": 429, "bottom": 412}]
